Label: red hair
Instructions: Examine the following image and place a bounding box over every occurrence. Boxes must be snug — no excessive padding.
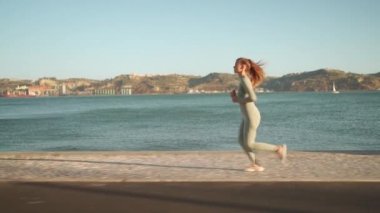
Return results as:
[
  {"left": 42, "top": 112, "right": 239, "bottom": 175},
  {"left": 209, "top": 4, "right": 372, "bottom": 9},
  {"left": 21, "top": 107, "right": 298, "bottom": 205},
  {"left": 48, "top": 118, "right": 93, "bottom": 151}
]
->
[{"left": 236, "top": 57, "right": 265, "bottom": 87}]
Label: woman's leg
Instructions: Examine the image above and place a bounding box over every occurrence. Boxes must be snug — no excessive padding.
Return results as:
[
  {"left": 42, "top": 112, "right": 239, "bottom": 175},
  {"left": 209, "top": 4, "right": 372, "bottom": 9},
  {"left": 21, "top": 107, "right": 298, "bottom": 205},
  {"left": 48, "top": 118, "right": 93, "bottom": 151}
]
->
[
  {"left": 243, "top": 121, "right": 266, "bottom": 171},
  {"left": 241, "top": 105, "right": 287, "bottom": 169},
  {"left": 250, "top": 142, "right": 278, "bottom": 151},
  {"left": 238, "top": 120, "right": 256, "bottom": 164},
  {"left": 243, "top": 120, "right": 258, "bottom": 163},
  {"left": 244, "top": 119, "right": 286, "bottom": 160},
  {"left": 245, "top": 105, "right": 278, "bottom": 152}
]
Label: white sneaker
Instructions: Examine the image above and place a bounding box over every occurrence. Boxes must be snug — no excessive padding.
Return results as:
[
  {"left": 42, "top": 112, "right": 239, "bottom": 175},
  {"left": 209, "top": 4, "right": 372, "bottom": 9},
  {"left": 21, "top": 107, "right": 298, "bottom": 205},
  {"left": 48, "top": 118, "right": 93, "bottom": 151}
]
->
[
  {"left": 244, "top": 165, "right": 265, "bottom": 172},
  {"left": 253, "top": 165, "right": 265, "bottom": 172},
  {"left": 245, "top": 167, "right": 256, "bottom": 172},
  {"left": 281, "top": 144, "right": 287, "bottom": 160}
]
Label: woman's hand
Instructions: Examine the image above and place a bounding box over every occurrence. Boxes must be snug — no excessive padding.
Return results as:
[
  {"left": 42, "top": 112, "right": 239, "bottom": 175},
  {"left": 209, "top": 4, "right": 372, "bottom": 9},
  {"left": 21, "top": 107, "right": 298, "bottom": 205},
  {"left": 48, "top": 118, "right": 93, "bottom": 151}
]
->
[{"left": 230, "top": 89, "right": 238, "bottom": 103}]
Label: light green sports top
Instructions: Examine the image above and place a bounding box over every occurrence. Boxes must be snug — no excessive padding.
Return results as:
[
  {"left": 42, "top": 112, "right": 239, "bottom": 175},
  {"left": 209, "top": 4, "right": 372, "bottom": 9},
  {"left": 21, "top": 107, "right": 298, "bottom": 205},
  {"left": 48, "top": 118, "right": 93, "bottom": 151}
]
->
[{"left": 237, "top": 75, "right": 257, "bottom": 104}]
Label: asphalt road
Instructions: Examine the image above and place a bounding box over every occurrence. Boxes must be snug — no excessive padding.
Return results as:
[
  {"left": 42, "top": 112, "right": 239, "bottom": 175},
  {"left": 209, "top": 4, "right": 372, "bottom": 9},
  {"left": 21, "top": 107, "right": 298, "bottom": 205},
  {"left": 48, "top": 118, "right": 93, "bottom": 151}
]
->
[{"left": 1, "top": 182, "right": 379, "bottom": 213}]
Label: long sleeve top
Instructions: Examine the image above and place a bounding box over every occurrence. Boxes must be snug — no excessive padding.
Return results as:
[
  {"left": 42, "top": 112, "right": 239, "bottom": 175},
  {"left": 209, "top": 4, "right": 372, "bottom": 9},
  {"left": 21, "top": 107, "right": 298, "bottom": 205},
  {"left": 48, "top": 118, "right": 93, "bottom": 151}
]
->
[{"left": 237, "top": 75, "right": 257, "bottom": 104}]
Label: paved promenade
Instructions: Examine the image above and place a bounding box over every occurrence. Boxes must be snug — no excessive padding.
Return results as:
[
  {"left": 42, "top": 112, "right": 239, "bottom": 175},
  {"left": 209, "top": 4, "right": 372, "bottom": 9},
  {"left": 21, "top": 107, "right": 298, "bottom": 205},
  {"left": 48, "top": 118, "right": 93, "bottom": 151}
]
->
[
  {"left": 0, "top": 151, "right": 379, "bottom": 182},
  {"left": 0, "top": 151, "right": 379, "bottom": 212}
]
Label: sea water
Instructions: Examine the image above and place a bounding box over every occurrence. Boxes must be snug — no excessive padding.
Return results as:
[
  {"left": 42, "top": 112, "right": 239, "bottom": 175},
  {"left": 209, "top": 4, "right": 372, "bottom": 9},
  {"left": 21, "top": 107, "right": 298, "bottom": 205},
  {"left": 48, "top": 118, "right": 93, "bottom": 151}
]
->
[{"left": 0, "top": 92, "right": 379, "bottom": 151}]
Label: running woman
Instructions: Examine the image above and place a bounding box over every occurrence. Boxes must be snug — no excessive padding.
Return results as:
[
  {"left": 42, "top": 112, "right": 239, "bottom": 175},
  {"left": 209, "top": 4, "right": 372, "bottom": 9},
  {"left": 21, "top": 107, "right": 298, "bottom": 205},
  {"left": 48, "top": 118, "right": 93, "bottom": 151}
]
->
[{"left": 230, "top": 57, "right": 287, "bottom": 172}]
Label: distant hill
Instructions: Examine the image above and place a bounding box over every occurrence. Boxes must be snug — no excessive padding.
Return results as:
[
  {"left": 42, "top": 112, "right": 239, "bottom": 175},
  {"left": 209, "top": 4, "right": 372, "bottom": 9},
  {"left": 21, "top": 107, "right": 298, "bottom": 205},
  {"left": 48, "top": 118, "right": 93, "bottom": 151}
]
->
[
  {"left": 369, "top": 72, "right": 380, "bottom": 77},
  {"left": 0, "top": 79, "right": 33, "bottom": 90},
  {"left": 61, "top": 70, "right": 380, "bottom": 92},
  {"left": 263, "top": 69, "right": 380, "bottom": 91},
  {"left": 104, "top": 74, "right": 198, "bottom": 94},
  {"left": 1, "top": 69, "right": 379, "bottom": 95},
  {"left": 188, "top": 73, "right": 239, "bottom": 91},
  {"left": 95, "top": 73, "right": 236, "bottom": 94}
]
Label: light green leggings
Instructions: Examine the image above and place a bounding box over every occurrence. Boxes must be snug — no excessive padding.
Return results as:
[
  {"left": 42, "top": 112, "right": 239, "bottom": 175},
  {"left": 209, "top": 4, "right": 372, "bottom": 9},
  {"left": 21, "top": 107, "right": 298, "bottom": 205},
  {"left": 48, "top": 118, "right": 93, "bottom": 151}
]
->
[{"left": 238, "top": 102, "right": 278, "bottom": 164}]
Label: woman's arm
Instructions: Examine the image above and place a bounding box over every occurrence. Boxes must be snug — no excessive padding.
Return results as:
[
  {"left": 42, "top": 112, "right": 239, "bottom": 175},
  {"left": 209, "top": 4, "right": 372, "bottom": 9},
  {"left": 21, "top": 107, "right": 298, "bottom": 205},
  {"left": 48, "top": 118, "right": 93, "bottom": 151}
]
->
[{"left": 238, "top": 75, "right": 257, "bottom": 104}]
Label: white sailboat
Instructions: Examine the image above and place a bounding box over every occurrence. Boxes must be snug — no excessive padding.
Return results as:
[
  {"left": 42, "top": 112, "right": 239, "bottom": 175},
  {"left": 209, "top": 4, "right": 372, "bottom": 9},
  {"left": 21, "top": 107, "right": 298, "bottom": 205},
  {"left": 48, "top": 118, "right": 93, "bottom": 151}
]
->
[{"left": 332, "top": 82, "right": 340, "bottom": 94}]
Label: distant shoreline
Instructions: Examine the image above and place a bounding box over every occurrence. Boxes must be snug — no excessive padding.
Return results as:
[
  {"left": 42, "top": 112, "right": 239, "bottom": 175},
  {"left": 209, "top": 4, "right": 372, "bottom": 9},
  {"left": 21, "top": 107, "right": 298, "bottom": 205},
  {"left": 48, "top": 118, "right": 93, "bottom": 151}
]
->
[
  {"left": 2, "top": 70, "right": 380, "bottom": 97},
  {"left": 1, "top": 90, "right": 379, "bottom": 99}
]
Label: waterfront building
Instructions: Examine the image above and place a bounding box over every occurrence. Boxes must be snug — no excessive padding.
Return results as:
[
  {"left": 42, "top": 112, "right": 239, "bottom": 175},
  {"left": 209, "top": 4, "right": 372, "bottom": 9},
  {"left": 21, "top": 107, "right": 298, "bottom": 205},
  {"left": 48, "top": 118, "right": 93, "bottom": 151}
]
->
[
  {"left": 15, "top": 85, "right": 29, "bottom": 96},
  {"left": 28, "top": 85, "right": 58, "bottom": 96},
  {"left": 59, "top": 83, "right": 67, "bottom": 95},
  {"left": 121, "top": 85, "right": 132, "bottom": 95},
  {"left": 93, "top": 85, "right": 132, "bottom": 96},
  {"left": 94, "top": 88, "right": 116, "bottom": 95}
]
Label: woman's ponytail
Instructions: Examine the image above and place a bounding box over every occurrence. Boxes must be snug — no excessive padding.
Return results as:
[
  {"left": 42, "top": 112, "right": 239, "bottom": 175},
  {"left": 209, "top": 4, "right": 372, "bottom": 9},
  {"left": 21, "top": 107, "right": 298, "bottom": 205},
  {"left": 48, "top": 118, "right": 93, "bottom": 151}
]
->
[{"left": 248, "top": 59, "right": 265, "bottom": 87}]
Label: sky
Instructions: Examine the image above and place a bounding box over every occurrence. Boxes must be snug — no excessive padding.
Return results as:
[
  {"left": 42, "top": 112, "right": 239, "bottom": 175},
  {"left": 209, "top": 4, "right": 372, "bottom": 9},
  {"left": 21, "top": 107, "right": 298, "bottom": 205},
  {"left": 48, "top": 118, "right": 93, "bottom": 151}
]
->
[{"left": 0, "top": 0, "right": 379, "bottom": 80}]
